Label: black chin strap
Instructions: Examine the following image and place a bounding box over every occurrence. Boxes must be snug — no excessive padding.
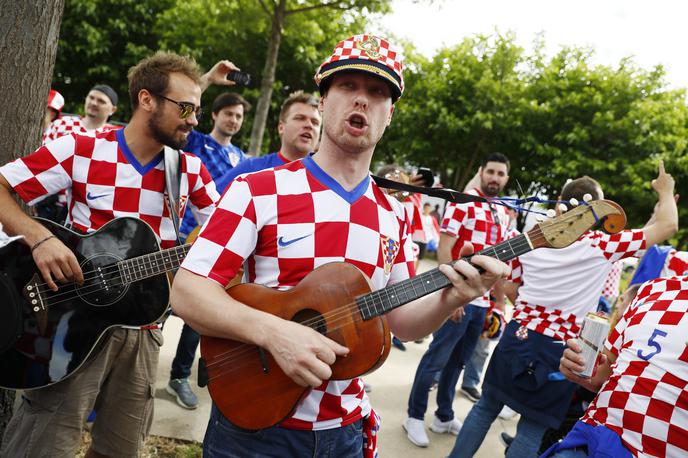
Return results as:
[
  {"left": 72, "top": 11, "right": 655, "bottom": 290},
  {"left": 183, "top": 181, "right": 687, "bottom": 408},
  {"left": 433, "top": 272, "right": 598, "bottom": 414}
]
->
[{"left": 371, "top": 175, "right": 487, "bottom": 204}]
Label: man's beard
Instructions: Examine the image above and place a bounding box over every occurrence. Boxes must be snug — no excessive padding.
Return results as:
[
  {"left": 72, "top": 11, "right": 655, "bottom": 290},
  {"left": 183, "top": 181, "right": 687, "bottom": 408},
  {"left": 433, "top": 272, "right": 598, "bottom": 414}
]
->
[
  {"left": 481, "top": 182, "right": 501, "bottom": 197},
  {"left": 149, "top": 110, "right": 188, "bottom": 150}
]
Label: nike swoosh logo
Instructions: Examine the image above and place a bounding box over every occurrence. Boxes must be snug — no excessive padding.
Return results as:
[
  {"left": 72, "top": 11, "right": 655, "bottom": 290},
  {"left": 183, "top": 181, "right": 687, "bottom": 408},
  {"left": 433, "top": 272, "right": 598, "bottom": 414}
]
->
[
  {"left": 87, "top": 192, "right": 110, "bottom": 200},
  {"left": 277, "top": 234, "right": 311, "bottom": 247}
]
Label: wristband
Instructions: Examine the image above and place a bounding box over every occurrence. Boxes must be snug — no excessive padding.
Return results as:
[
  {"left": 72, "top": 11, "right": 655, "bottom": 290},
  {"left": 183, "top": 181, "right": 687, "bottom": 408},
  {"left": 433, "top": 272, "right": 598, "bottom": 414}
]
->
[{"left": 31, "top": 235, "right": 57, "bottom": 252}]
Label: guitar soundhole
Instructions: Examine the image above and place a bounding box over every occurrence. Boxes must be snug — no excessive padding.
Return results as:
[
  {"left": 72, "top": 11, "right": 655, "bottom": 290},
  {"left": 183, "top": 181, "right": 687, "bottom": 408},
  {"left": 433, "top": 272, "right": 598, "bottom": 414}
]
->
[
  {"left": 292, "top": 309, "right": 327, "bottom": 335},
  {"left": 76, "top": 253, "right": 128, "bottom": 307}
]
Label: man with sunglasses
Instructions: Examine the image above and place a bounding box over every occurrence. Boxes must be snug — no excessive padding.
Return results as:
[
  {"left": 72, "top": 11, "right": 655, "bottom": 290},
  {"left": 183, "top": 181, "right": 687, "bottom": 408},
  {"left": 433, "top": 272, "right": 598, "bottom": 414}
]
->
[
  {"left": 0, "top": 52, "right": 234, "bottom": 458},
  {"left": 166, "top": 91, "right": 251, "bottom": 410}
]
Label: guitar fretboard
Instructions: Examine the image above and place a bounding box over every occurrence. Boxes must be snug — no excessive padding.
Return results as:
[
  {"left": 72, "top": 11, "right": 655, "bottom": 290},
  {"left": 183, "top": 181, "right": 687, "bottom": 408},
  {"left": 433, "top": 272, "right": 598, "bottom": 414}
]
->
[
  {"left": 358, "top": 231, "right": 537, "bottom": 320},
  {"left": 118, "top": 244, "right": 191, "bottom": 283}
]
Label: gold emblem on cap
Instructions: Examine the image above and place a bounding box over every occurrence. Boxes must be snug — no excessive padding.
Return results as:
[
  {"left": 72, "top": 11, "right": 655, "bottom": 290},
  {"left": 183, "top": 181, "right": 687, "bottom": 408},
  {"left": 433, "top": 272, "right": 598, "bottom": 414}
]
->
[{"left": 356, "top": 36, "right": 382, "bottom": 59}]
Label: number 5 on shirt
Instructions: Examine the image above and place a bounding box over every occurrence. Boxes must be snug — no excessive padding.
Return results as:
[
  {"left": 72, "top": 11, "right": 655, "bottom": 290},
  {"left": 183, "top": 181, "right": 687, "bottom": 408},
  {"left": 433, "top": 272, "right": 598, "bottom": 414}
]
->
[{"left": 637, "top": 328, "right": 668, "bottom": 361}]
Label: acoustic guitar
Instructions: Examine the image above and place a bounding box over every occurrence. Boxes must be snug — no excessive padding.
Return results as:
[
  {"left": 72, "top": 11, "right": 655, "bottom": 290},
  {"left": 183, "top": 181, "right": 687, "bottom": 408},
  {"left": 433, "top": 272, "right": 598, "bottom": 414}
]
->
[
  {"left": 0, "top": 217, "right": 192, "bottom": 390},
  {"left": 199, "top": 199, "right": 626, "bottom": 430}
]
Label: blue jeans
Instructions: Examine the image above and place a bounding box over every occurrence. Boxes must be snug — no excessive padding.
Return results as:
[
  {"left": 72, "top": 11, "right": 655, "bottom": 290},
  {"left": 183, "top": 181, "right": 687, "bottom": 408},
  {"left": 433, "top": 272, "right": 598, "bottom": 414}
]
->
[
  {"left": 447, "top": 389, "right": 546, "bottom": 458},
  {"left": 203, "top": 404, "right": 363, "bottom": 457},
  {"left": 461, "top": 336, "right": 490, "bottom": 389},
  {"left": 170, "top": 323, "right": 199, "bottom": 380},
  {"left": 407, "top": 304, "right": 487, "bottom": 421}
]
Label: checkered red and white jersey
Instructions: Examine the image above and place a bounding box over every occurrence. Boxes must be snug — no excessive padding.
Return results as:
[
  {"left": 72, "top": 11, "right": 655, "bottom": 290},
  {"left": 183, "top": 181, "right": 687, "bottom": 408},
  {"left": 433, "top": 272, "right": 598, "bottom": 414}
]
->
[
  {"left": 508, "top": 229, "right": 646, "bottom": 341},
  {"left": 662, "top": 250, "right": 688, "bottom": 277},
  {"left": 0, "top": 129, "right": 219, "bottom": 249},
  {"left": 42, "top": 116, "right": 122, "bottom": 205},
  {"left": 602, "top": 261, "right": 623, "bottom": 301},
  {"left": 43, "top": 115, "right": 120, "bottom": 144},
  {"left": 181, "top": 156, "right": 415, "bottom": 431},
  {"left": 581, "top": 276, "right": 688, "bottom": 457},
  {"left": 441, "top": 188, "right": 509, "bottom": 307}
]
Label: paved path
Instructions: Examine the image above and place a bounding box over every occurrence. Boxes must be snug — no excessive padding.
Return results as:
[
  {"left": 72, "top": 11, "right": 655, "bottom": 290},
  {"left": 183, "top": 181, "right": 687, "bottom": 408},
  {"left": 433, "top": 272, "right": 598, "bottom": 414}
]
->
[{"left": 151, "top": 260, "right": 516, "bottom": 456}]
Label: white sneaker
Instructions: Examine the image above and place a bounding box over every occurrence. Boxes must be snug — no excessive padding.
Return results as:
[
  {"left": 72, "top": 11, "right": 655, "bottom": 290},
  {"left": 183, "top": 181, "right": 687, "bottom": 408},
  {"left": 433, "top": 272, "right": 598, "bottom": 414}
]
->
[
  {"left": 403, "top": 417, "right": 429, "bottom": 447},
  {"left": 498, "top": 405, "right": 518, "bottom": 420},
  {"left": 429, "top": 415, "right": 462, "bottom": 435}
]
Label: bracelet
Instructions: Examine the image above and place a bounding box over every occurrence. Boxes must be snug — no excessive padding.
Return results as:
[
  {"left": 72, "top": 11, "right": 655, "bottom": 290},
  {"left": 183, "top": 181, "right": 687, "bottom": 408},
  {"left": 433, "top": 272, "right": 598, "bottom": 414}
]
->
[{"left": 31, "top": 235, "right": 57, "bottom": 252}]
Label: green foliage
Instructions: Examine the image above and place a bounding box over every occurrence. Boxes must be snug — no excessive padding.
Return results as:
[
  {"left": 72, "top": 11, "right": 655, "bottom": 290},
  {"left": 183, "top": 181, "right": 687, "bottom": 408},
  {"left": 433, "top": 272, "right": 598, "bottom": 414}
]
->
[
  {"left": 379, "top": 33, "right": 688, "bottom": 247},
  {"left": 54, "top": 0, "right": 175, "bottom": 118}
]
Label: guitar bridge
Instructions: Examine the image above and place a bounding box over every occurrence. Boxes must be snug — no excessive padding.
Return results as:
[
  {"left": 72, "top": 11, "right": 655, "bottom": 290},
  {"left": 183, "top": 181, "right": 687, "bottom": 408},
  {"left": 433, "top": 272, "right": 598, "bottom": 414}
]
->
[{"left": 23, "top": 273, "right": 47, "bottom": 313}]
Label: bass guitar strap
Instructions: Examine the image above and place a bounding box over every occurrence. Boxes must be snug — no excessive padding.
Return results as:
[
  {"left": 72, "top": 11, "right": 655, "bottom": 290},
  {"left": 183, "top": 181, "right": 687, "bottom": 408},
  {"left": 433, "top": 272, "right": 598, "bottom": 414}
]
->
[
  {"left": 371, "top": 175, "right": 487, "bottom": 204},
  {"left": 164, "top": 146, "right": 183, "bottom": 245}
]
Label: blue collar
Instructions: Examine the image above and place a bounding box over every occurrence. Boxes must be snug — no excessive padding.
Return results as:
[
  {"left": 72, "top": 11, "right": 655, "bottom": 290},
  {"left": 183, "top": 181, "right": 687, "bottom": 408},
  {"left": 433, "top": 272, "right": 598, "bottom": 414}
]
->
[
  {"left": 116, "top": 129, "right": 163, "bottom": 175},
  {"left": 302, "top": 156, "right": 369, "bottom": 204}
]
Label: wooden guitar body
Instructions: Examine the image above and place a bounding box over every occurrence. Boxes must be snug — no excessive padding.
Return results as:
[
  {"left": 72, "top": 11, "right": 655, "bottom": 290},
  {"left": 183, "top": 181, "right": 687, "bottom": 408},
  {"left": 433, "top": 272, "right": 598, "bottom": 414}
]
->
[{"left": 200, "top": 262, "right": 390, "bottom": 430}]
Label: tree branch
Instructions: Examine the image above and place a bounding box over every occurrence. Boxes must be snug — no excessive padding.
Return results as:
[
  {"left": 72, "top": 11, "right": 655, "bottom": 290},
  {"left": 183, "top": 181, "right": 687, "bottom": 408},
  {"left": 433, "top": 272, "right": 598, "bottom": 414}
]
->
[
  {"left": 285, "top": 1, "right": 350, "bottom": 15},
  {"left": 257, "top": 0, "right": 273, "bottom": 16}
]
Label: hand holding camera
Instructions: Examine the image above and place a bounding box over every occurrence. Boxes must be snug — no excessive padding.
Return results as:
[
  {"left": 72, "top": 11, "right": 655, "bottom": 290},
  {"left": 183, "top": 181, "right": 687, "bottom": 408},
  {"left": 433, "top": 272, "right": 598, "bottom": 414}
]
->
[{"left": 226, "top": 70, "right": 251, "bottom": 86}]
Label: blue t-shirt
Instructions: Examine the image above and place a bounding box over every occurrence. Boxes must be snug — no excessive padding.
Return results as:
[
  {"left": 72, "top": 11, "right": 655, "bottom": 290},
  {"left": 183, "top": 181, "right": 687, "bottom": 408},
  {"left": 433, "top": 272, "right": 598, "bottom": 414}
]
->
[
  {"left": 215, "top": 151, "right": 288, "bottom": 194},
  {"left": 180, "top": 130, "right": 246, "bottom": 236}
]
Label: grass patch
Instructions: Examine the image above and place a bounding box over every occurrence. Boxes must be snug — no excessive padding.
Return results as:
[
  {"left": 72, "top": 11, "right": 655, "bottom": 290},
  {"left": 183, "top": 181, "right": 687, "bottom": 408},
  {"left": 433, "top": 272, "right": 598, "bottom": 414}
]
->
[{"left": 77, "top": 430, "right": 202, "bottom": 458}]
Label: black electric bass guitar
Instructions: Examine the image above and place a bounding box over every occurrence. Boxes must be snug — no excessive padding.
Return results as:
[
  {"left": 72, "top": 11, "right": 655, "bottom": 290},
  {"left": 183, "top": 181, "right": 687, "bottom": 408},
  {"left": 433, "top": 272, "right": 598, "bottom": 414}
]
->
[{"left": 0, "top": 217, "right": 191, "bottom": 390}]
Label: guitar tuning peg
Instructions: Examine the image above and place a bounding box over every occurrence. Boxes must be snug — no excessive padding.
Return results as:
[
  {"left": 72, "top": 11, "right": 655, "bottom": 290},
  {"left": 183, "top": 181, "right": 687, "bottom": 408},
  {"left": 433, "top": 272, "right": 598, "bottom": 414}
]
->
[
  {"left": 536, "top": 213, "right": 546, "bottom": 222},
  {"left": 583, "top": 193, "right": 592, "bottom": 202},
  {"left": 558, "top": 203, "right": 568, "bottom": 213},
  {"left": 546, "top": 209, "right": 556, "bottom": 218},
  {"left": 569, "top": 198, "right": 579, "bottom": 207}
]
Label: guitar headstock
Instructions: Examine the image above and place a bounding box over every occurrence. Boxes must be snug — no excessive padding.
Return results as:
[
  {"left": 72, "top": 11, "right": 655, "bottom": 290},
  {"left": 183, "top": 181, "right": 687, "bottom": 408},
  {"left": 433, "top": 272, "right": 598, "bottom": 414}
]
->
[{"left": 528, "top": 200, "right": 626, "bottom": 249}]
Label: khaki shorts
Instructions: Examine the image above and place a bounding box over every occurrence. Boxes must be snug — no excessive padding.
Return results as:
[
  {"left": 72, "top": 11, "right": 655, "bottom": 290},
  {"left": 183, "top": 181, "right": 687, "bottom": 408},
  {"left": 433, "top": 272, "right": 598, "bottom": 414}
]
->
[{"left": 1, "top": 328, "right": 163, "bottom": 458}]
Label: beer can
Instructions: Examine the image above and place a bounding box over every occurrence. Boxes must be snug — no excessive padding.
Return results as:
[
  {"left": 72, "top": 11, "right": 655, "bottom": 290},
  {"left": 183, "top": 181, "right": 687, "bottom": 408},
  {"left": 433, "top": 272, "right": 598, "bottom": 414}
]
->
[{"left": 575, "top": 313, "right": 610, "bottom": 378}]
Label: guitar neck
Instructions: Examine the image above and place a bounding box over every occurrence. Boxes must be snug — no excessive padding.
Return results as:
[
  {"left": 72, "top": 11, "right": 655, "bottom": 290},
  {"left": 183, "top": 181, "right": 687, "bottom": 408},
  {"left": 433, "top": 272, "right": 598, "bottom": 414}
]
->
[
  {"left": 358, "top": 229, "right": 541, "bottom": 320},
  {"left": 118, "top": 244, "right": 191, "bottom": 283}
]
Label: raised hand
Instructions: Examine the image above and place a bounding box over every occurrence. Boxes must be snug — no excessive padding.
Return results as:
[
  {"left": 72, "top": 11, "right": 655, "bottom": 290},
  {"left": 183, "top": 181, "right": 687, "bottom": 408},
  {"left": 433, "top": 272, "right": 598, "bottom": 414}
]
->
[
  {"left": 651, "top": 159, "right": 675, "bottom": 195},
  {"left": 201, "top": 60, "right": 241, "bottom": 91}
]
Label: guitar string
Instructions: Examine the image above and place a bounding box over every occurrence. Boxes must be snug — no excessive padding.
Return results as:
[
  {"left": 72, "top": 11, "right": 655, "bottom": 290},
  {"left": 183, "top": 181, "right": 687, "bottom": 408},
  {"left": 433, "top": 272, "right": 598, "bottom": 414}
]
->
[
  {"left": 32, "top": 248, "right": 190, "bottom": 304},
  {"left": 199, "top": 234, "right": 543, "bottom": 374},
  {"left": 29, "top": 244, "right": 191, "bottom": 291},
  {"left": 32, "top": 233, "right": 544, "bottom": 314},
  {"left": 34, "top": 265, "right": 166, "bottom": 305}
]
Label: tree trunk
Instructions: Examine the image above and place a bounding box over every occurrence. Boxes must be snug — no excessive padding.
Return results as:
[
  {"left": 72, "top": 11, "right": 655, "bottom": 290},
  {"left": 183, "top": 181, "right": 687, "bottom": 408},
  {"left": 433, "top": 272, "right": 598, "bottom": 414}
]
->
[
  {"left": 248, "top": 0, "right": 286, "bottom": 155},
  {"left": 0, "top": 0, "right": 64, "bottom": 442},
  {"left": 456, "top": 150, "right": 479, "bottom": 190}
]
